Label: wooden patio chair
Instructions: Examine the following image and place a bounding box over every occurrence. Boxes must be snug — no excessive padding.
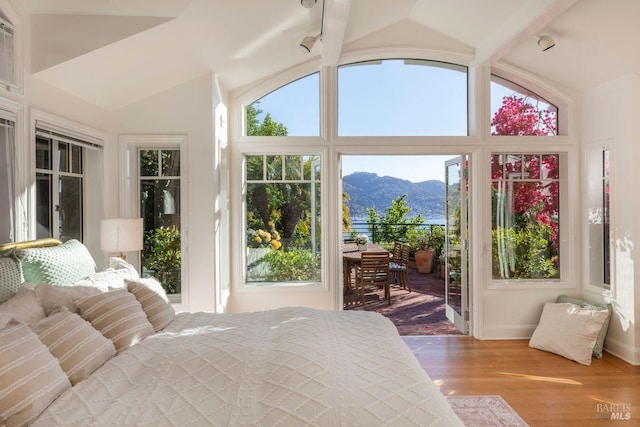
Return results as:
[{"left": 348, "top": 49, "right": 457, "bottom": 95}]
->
[
  {"left": 355, "top": 251, "right": 391, "bottom": 305},
  {"left": 390, "top": 243, "right": 411, "bottom": 292}
]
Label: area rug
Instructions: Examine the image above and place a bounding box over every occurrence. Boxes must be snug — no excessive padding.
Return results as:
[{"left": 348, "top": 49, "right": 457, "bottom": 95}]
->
[{"left": 446, "top": 395, "right": 529, "bottom": 427}]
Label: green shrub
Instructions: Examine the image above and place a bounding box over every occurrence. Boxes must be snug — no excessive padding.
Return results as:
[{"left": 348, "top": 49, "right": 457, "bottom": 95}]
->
[
  {"left": 143, "top": 226, "right": 181, "bottom": 294},
  {"left": 263, "top": 249, "right": 320, "bottom": 281}
]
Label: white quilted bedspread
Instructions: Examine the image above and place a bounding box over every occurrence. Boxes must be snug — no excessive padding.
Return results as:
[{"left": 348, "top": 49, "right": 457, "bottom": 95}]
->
[{"left": 35, "top": 307, "right": 463, "bottom": 426}]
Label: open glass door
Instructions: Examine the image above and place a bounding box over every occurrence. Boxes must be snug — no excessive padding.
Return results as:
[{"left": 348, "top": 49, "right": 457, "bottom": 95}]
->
[{"left": 445, "top": 156, "right": 469, "bottom": 333}]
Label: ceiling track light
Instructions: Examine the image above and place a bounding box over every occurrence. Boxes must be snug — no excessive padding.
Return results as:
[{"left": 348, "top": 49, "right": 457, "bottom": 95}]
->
[
  {"left": 300, "top": 0, "right": 324, "bottom": 53},
  {"left": 538, "top": 35, "right": 555, "bottom": 52},
  {"left": 301, "top": 0, "right": 317, "bottom": 8},
  {"left": 300, "top": 34, "right": 320, "bottom": 53}
]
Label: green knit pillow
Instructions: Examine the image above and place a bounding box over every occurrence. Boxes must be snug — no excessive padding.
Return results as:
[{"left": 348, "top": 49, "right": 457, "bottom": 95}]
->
[
  {"left": 0, "top": 253, "right": 24, "bottom": 303},
  {"left": 16, "top": 239, "right": 96, "bottom": 286}
]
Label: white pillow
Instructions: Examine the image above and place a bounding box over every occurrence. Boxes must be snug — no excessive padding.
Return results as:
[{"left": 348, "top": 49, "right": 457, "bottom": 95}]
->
[
  {"left": 70, "top": 268, "right": 132, "bottom": 291},
  {"left": 0, "top": 289, "right": 46, "bottom": 324},
  {"left": 109, "top": 257, "right": 140, "bottom": 280},
  {"left": 529, "top": 302, "right": 609, "bottom": 365},
  {"left": 126, "top": 278, "right": 175, "bottom": 332},
  {"left": 34, "top": 283, "right": 102, "bottom": 316}
]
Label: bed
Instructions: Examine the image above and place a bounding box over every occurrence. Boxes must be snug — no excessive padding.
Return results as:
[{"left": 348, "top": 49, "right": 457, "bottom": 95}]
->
[{"left": 0, "top": 239, "right": 463, "bottom": 426}]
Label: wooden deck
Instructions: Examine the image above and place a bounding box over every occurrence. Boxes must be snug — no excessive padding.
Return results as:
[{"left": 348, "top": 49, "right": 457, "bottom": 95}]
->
[{"left": 404, "top": 335, "right": 640, "bottom": 426}]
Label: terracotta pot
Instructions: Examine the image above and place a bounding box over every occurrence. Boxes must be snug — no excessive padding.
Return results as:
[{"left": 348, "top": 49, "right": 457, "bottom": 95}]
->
[{"left": 414, "top": 248, "right": 435, "bottom": 274}]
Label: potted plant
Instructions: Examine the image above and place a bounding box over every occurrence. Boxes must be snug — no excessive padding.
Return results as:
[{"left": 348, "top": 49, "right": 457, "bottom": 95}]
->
[
  {"left": 410, "top": 229, "right": 436, "bottom": 274},
  {"left": 355, "top": 233, "right": 369, "bottom": 251}
]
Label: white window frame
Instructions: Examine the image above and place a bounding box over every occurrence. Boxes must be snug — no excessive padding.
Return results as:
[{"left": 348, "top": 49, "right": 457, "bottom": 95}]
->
[
  {"left": 584, "top": 139, "right": 614, "bottom": 296},
  {"left": 34, "top": 134, "right": 85, "bottom": 241},
  {"left": 30, "top": 110, "right": 105, "bottom": 247},
  {"left": 120, "top": 134, "right": 189, "bottom": 312},
  {"left": 487, "top": 146, "right": 577, "bottom": 290},
  {"left": 0, "top": 96, "right": 24, "bottom": 241},
  {"left": 233, "top": 143, "right": 329, "bottom": 293},
  {"left": 242, "top": 151, "right": 324, "bottom": 287}
]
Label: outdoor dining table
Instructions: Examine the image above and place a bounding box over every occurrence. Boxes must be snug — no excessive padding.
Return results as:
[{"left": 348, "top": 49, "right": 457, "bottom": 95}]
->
[{"left": 342, "top": 243, "right": 390, "bottom": 294}]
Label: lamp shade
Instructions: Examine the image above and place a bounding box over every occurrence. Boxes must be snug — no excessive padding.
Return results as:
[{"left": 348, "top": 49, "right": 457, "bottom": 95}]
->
[{"left": 100, "top": 218, "right": 144, "bottom": 256}]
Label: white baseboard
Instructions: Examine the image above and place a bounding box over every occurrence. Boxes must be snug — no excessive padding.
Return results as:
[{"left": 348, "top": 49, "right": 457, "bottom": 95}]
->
[{"left": 603, "top": 336, "right": 640, "bottom": 365}]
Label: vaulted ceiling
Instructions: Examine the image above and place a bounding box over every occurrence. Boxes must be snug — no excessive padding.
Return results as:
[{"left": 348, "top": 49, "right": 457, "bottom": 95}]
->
[{"left": 20, "top": 0, "right": 640, "bottom": 110}]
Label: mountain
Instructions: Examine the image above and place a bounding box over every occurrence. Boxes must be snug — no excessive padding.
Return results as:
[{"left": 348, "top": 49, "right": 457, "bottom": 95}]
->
[{"left": 343, "top": 172, "right": 445, "bottom": 221}]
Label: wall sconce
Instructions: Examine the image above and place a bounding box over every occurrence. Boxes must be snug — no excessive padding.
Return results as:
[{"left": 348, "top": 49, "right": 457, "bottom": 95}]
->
[
  {"left": 301, "top": 0, "right": 317, "bottom": 8},
  {"left": 100, "top": 218, "right": 144, "bottom": 260},
  {"left": 538, "top": 35, "right": 555, "bottom": 52}
]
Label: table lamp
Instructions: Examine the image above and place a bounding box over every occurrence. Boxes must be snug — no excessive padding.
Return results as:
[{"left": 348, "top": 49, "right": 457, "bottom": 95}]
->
[{"left": 100, "top": 218, "right": 144, "bottom": 260}]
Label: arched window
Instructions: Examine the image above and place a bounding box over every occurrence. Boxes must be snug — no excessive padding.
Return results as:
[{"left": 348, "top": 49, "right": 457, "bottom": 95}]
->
[
  {"left": 338, "top": 59, "right": 468, "bottom": 136},
  {"left": 245, "top": 73, "right": 320, "bottom": 137},
  {"left": 490, "top": 75, "right": 558, "bottom": 136}
]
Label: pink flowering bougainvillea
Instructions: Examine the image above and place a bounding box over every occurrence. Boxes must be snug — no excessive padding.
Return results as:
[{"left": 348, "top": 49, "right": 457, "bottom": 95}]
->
[{"left": 491, "top": 96, "right": 560, "bottom": 279}]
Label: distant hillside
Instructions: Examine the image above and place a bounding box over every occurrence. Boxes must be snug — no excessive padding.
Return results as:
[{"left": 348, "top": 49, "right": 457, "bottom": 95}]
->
[{"left": 343, "top": 172, "right": 445, "bottom": 221}]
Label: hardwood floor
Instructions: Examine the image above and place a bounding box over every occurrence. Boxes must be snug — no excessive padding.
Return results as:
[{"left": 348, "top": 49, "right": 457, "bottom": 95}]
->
[{"left": 403, "top": 336, "right": 640, "bottom": 426}]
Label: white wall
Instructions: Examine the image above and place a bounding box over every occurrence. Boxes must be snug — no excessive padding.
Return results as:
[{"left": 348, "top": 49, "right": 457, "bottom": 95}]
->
[
  {"left": 582, "top": 73, "right": 639, "bottom": 364},
  {"left": 112, "top": 73, "right": 221, "bottom": 312}
]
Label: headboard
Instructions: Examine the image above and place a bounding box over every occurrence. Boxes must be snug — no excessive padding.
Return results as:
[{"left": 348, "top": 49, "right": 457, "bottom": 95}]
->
[{"left": 0, "top": 238, "right": 62, "bottom": 253}]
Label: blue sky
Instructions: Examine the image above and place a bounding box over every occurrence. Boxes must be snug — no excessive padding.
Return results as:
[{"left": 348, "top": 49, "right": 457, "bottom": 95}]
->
[{"left": 250, "top": 60, "right": 539, "bottom": 182}]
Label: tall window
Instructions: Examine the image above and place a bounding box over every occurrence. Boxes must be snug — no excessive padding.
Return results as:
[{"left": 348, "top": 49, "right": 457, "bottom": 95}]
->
[
  {"left": 586, "top": 143, "right": 611, "bottom": 290},
  {"left": 245, "top": 154, "right": 321, "bottom": 285},
  {"left": 491, "top": 153, "right": 560, "bottom": 280},
  {"left": 34, "top": 134, "right": 84, "bottom": 242},
  {"left": 491, "top": 75, "right": 557, "bottom": 136},
  {"left": 0, "top": 16, "right": 14, "bottom": 87},
  {"left": 139, "top": 149, "right": 182, "bottom": 296}
]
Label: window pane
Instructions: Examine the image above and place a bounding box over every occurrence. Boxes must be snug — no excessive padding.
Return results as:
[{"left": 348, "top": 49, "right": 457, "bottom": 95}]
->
[
  {"left": 58, "top": 142, "right": 69, "bottom": 173},
  {"left": 587, "top": 145, "right": 611, "bottom": 290},
  {"left": 140, "top": 178, "right": 181, "bottom": 295},
  {"left": 245, "top": 73, "right": 319, "bottom": 137},
  {"left": 266, "top": 155, "right": 282, "bottom": 180},
  {"left": 0, "top": 21, "right": 14, "bottom": 84},
  {"left": 161, "top": 150, "right": 180, "bottom": 176},
  {"left": 246, "top": 155, "right": 263, "bottom": 180},
  {"left": 35, "top": 173, "right": 52, "bottom": 239},
  {"left": 245, "top": 154, "right": 321, "bottom": 284},
  {"left": 541, "top": 154, "right": 559, "bottom": 179},
  {"left": 492, "top": 153, "right": 560, "bottom": 280},
  {"left": 338, "top": 59, "right": 468, "bottom": 136},
  {"left": 59, "top": 176, "right": 83, "bottom": 241},
  {"left": 523, "top": 155, "right": 540, "bottom": 179},
  {"left": 491, "top": 75, "right": 558, "bottom": 135},
  {"left": 602, "top": 150, "right": 611, "bottom": 286},
  {"left": 139, "top": 150, "right": 158, "bottom": 176},
  {"left": 71, "top": 145, "right": 82, "bottom": 174},
  {"left": 284, "top": 155, "right": 302, "bottom": 180},
  {"left": 36, "top": 137, "right": 51, "bottom": 170}
]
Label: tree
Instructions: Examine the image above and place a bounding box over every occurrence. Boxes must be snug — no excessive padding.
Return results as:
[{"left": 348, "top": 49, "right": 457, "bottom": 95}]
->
[
  {"left": 342, "top": 191, "right": 352, "bottom": 232},
  {"left": 491, "top": 95, "right": 556, "bottom": 136},
  {"left": 366, "top": 194, "right": 424, "bottom": 244}
]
